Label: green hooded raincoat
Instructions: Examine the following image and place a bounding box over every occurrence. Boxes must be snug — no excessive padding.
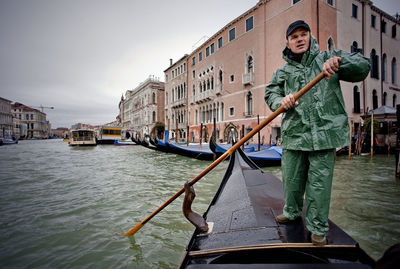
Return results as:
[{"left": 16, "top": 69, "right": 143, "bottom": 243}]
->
[{"left": 264, "top": 35, "right": 370, "bottom": 236}]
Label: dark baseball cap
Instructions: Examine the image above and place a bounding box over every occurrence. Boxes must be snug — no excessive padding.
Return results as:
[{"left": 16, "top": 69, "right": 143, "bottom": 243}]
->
[{"left": 286, "top": 20, "right": 310, "bottom": 38}]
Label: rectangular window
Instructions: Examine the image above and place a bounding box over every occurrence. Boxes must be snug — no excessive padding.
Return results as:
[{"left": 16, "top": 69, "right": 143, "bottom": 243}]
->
[
  {"left": 382, "top": 20, "right": 386, "bottom": 33},
  {"left": 218, "top": 37, "right": 223, "bottom": 48},
  {"left": 199, "top": 52, "right": 202, "bottom": 62},
  {"left": 327, "top": 0, "right": 333, "bottom": 6},
  {"left": 210, "top": 43, "right": 214, "bottom": 54},
  {"left": 392, "top": 25, "right": 397, "bottom": 38},
  {"left": 192, "top": 70, "right": 195, "bottom": 79},
  {"left": 229, "top": 107, "right": 235, "bottom": 116},
  {"left": 192, "top": 57, "right": 196, "bottom": 66},
  {"left": 352, "top": 4, "right": 358, "bottom": 19},
  {"left": 206, "top": 47, "right": 210, "bottom": 57},
  {"left": 229, "top": 28, "right": 236, "bottom": 41},
  {"left": 246, "top": 16, "right": 254, "bottom": 32},
  {"left": 371, "top": 15, "right": 376, "bottom": 28}
]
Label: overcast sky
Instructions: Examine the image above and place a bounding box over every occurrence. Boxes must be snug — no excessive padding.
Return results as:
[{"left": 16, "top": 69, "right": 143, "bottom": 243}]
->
[{"left": 0, "top": 0, "right": 398, "bottom": 128}]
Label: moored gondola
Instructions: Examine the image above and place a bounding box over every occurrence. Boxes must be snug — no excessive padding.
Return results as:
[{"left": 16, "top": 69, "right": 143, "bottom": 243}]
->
[
  {"left": 209, "top": 136, "right": 282, "bottom": 167},
  {"left": 178, "top": 146, "right": 375, "bottom": 268}
]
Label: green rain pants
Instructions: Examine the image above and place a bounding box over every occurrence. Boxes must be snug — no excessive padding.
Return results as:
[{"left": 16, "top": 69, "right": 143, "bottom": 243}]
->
[{"left": 281, "top": 149, "right": 335, "bottom": 236}]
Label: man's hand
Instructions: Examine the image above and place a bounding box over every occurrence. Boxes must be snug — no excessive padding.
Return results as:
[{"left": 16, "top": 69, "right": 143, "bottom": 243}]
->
[
  {"left": 323, "top": 56, "right": 341, "bottom": 80},
  {"left": 281, "top": 94, "right": 298, "bottom": 110}
]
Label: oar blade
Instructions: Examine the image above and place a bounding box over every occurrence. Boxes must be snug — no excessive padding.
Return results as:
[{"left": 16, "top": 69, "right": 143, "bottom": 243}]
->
[{"left": 125, "top": 222, "right": 144, "bottom": 237}]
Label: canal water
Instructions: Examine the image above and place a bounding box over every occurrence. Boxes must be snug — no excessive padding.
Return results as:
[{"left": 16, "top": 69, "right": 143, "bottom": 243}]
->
[{"left": 0, "top": 139, "right": 399, "bottom": 268}]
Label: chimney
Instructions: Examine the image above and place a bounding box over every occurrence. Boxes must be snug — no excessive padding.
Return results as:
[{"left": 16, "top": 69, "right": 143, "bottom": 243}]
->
[{"left": 170, "top": 58, "right": 173, "bottom": 66}]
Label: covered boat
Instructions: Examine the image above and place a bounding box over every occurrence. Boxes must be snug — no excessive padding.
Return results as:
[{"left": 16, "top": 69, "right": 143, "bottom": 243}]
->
[
  {"left": 167, "top": 142, "right": 216, "bottom": 161},
  {"left": 178, "top": 146, "right": 374, "bottom": 268},
  {"left": 209, "top": 138, "right": 281, "bottom": 167},
  {"left": 69, "top": 129, "right": 96, "bottom": 146}
]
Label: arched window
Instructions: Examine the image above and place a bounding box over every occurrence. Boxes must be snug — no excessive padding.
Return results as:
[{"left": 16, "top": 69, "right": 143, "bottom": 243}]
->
[
  {"left": 351, "top": 41, "right": 358, "bottom": 53},
  {"left": 207, "top": 79, "right": 210, "bottom": 90},
  {"left": 370, "top": 49, "right": 379, "bottom": 79},
  {"left": 383, "top": 92, "right": 387, "bottom": 106},
  {"left": 219, "top": 70, "right": 223, "bottom": 83},
  {"left": 152, "top": 93, "right": 156, "bottom": 104},
  {"left": 247, "top": 56, "right": 254, "bottom": 73},
  {"left": 393, "top": 94, "right": 397, "bottom": 108},
  {"left": 328, "top": 37, "right": 335, "bottom": 51},
  {"left": 353, "top": 86, "right": 360, "bottom": 113},
  {"left": 211, "top": 77, "right": 214, "bottom": 89},
  {"left": 372, "top": 89, "right": 378, "bottom": 109},
  {"left": 392, "top": 58, "right": 397, "bottom": 84},
  {"left": 382, "top": 53, "right": 387, "bottom": 82},
  {"left": 152, "top": 111, "right": 156, "bottom": 123},
  {"left": 246, "top": 92, "right": 253, "bottom": 115}
]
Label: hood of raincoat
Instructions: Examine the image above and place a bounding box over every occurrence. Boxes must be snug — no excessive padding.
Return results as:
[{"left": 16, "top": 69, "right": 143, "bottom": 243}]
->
[{"left": 265, "top": 35, "right": 370, "bottom": 151}]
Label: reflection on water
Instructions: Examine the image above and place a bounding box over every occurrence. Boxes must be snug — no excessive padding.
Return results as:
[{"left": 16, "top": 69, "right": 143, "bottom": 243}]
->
[{"left": 0, "top": 139, "right": 399, "bottom": 268}]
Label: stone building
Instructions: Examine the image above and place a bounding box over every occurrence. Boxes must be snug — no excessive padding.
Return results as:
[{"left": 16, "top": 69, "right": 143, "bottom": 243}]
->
[
  {"left": 164, "top": 55, "right": 189, "bottom": 141},
  {"left": 120, "top": 76, "right": 165, "bottom": 139},
  {"left": 163, "top": 0, "right": 399, "bottom": 144},
  {"left": 11, "top": 102, "right": 49, "bottom": 139},
  {"left": 0, "top": 97, "right": 13, "bottom": 138}
]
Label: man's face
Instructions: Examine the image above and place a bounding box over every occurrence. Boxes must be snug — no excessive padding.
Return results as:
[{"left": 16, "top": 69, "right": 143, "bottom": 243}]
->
[{"left": 286, "top": 28, "right": 310, "bottom": 54}]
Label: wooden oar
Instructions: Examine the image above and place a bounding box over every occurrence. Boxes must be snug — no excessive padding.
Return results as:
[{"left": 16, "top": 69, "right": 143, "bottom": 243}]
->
[{"left": 125, "top": 71, "right": 325, "bottom": 236}]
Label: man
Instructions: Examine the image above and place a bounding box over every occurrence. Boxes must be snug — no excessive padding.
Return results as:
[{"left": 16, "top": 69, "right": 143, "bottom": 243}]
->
[{"left": 264, "top": 20, "right": 370, "bottom": 245}]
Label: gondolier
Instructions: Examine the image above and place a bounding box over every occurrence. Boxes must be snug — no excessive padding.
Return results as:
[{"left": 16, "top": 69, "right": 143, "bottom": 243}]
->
[{"left": 264, "top": 20, "right": 370, "bottom": 245}]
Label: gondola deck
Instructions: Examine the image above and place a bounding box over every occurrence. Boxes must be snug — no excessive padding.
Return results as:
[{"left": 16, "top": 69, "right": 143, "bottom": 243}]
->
[{"left": 179, "top": 148, "right": 374, "bottom": 268}]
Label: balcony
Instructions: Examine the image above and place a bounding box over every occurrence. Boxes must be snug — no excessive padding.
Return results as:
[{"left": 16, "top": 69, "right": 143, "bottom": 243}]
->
[
  {"left": 243, "top": 111, "right": 253, "bottom": 117},
  {"left": 242, "top": 72, "right": 254, "bottom": 85},
  {"left": 171, "top": 98, "right": 186, "bottom": 108},
  {"left": 193, "top": 89, "right": 216, "bottom": 104}
]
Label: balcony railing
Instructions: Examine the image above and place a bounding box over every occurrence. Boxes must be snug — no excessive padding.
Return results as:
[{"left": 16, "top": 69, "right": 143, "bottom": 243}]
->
[
  {"left": 242, "top": 72, "right": 254, "bottom": 85},
  {"left": 171, "top": 98, "right": 186, "bottom": 108},
  {"left": 192, "top": 89, "right": 216, "bottom": 104},
  {"left": 243, "top": 111, "right": 253, "bottom": 117}
]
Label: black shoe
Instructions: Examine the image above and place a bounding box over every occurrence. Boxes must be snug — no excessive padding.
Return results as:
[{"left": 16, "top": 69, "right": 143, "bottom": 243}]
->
[
  {"left": 275, "top": 214, "right": 290, "bottom": 223},
  {"left": 311, "top": 234, "right": 327, "bottom": 246}
]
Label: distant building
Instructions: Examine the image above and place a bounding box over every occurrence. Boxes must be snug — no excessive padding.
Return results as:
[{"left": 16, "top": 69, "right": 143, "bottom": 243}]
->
[
  {"left": 71, "top": 123, "right": 96, "bottom": 130},
  {"left": 52, "top": 127, "right": 70, "bottom": 138},
  {"left": 11, "top": 102, "right": 49, "bottom": 139},
  {"left": 120, "top": 76, "right": 165, "bottom": 139},
  {"left": 0, "top": 97, "right": 13, "bottom": 138}
]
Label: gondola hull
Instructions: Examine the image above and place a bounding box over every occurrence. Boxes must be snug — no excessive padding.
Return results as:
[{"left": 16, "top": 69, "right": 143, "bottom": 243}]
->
[{"left": 179, "top": 147, "right": 374, "bottom": 268}]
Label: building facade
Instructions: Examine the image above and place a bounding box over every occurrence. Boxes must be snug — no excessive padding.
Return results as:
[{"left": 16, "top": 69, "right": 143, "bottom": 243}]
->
[
  {"left": 11, "top": 102, "right": 49, "bottom": 139},
  {"left": 164, "top": 55, "right": 189, "bottom": 141},
  {"left": 0, "top": 97, "right": 13, "bottom": 138},
  {"left": 120, "top": 76, "right": 165, "bottom": 139},
  {"left": 163, "top": 0, "right": 399, "bottom": 144},
  {"left": 337, "top": 0, "right": 399, "bottom": 134}
]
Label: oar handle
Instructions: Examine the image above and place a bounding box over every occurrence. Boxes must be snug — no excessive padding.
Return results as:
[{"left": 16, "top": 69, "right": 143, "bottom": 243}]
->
[{"left": 125, "top": 71, "right": 326, "bottom": 237}]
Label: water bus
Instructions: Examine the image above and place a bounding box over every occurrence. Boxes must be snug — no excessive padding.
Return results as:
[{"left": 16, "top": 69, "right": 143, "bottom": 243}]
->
[
  {"left": 96, "top": 126, "right": 122, "bottom": 144},
  {"left": 69, "top": 129, "right": 96, "bottom": 146}
]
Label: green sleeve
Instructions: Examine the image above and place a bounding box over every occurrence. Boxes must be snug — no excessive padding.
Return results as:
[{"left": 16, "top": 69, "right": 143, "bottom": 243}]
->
[
  {"left": 333, "top": 50, "right": 371, "bottom": 82},
  {"left": 265, "top": 70, "right": 285, "bottom": 112}
]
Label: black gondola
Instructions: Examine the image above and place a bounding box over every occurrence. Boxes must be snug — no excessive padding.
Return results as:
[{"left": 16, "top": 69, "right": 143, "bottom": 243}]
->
[
  {"left": 178, "top": 146, "right": 375, "bottom": 268},
  {"left": 209, "top": 136, "right": 281, "bottom": 167}
]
